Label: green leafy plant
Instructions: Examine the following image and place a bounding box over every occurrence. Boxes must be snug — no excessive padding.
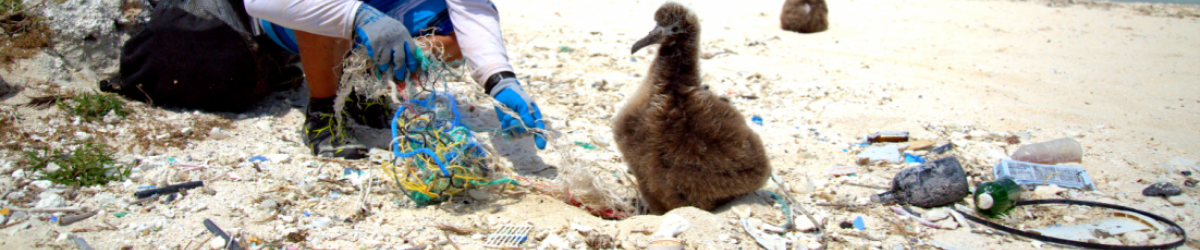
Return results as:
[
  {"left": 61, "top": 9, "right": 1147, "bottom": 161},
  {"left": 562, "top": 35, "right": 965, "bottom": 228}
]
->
[
  {"left": 22, "top": 142, "right": 130, "bottom": 187},
  {"left": 1, "top": 0, "right": 26, "bottom": 14},
  {"left": 58, "top": 92, "right": 128, "bottom": 121}
]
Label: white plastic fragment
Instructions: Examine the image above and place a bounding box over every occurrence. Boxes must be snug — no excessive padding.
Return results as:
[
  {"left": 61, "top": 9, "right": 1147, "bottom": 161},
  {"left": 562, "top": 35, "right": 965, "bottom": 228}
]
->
[
  {"left": 467, "top": 189, "right": 492, "bottom": 201},
  {"left": 538, "top": 234, "right": 570, "bottom": 250},
  {"left": 651, "top": 213, "right": 691, "bottom": 239},
  {"left": 208, "top": 128, "right": 232, "bottom": 140},
  {"left": 309, "top": 217, "right": 332, "bottom": 228},
  {"left": 741, "top": 219, "right": 785, "bottom": 250},
  {"left": 921, "top": 208, "right": 951, "bottom": 222}
]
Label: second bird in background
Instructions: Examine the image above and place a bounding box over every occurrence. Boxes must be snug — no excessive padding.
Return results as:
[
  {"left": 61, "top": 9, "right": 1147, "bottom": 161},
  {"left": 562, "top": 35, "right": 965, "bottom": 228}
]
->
[{"left": 781, "top": 0, "right": 829, "bottom": 33}]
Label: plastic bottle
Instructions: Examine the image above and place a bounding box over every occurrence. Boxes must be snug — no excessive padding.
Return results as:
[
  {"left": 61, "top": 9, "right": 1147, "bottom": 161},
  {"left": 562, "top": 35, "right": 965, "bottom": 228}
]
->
[
  {"left": 974, "top": 178, "right": 1022, "bottom": 218},
  {"left": 870, "top": 157, "right": 970, "bottom": 208},
  {"left": 1009, "top": 137, "right": 1082, "bottom": 164}
]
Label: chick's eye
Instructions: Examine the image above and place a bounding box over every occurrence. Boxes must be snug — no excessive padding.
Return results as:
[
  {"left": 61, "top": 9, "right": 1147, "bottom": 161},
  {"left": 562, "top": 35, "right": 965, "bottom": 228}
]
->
[{"left": 672, "top": 27, "right": 679, "bottom": 32}]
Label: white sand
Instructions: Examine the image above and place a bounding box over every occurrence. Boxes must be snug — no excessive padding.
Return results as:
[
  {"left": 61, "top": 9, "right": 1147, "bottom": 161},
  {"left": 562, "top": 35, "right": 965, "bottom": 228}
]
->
[{"left": 1, "top": 0, "right": 1199, "bottom": 249}]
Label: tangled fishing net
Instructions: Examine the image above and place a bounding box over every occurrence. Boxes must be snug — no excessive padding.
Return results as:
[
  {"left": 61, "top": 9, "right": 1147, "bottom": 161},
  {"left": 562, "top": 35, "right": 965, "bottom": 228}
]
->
[
  {"left": 541, "top": 141, "right": 636, "bottom": 219},
  {"left": 337, "top": 34, "right": 635, "bottom": 215},
  {"left": 338, "top": 35, "right": 515, "bottom": 206}
]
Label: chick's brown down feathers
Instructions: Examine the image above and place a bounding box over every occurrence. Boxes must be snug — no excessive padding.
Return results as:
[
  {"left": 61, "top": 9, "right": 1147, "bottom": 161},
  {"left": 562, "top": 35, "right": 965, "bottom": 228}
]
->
[
  {"left": 615, "top": 2, "right": 771, "bottom": 215},
  {"left": 781, "top": 0, "right": 829, "bottom": 33}
]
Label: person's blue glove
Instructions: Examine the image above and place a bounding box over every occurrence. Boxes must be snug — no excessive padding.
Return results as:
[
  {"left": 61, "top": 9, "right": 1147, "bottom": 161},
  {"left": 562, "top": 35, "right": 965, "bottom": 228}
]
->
[
  {"left": 491, "top": 77, "right": 546, "bottom": 150},
  {"left": 352, "top": 4, "right": 422, "bottom": 79}
]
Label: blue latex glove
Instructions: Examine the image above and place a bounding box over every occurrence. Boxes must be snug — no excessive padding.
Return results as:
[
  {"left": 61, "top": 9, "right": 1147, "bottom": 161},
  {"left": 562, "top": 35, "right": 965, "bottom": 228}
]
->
[
  {"left": 352, "top": 4, "right": 422, "bottom": 79},
  {"left": 491, "top": 77, "right": 546, "bottom": 150}
]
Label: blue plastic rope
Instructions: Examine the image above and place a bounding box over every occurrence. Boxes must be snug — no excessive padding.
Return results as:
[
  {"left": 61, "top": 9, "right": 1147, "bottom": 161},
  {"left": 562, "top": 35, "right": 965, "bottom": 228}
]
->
[{"left": 390, "top": 91, "right": 479, "bottom": 177}]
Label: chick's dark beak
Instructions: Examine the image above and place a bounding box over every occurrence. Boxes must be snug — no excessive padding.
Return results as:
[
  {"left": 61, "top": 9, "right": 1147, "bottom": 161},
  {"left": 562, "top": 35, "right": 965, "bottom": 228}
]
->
[{"left": 631, "top": 26, "right": 664, "bottom": 54}]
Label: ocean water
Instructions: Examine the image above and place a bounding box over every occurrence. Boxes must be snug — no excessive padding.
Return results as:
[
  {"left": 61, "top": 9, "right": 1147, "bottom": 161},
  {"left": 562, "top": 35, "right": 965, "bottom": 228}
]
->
[{"left": 1106, "top": 0, "right": 1200, "bottom": 4}]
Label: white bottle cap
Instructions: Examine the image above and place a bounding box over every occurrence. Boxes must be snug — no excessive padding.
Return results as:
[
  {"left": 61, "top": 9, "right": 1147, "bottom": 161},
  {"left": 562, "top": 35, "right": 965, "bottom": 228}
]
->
[{"left": 977, "top": 193, "right": 994, "bottom": 210}]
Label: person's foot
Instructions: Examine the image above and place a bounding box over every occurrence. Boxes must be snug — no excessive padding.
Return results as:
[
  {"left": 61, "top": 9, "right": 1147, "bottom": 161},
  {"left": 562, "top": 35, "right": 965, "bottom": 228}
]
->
[
  {"left": 305, "top": 97, "right": 368, "bottom": 159},
  {"left": 344, "top": 92, "right": 394, "bottom": 129}
]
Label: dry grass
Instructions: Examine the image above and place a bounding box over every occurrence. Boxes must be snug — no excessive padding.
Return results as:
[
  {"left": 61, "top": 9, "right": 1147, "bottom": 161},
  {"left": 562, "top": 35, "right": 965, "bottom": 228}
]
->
[
  {"left": 434, "top": 222, "right": 493, "bottom": 235},
  {"left": 121, "top": 109, "right": 232, "bottom": 152},
  {"left": 0, "top": 107, "right": 49, "bottom": 153},
  {"left": 0, "top": 0, "right": 53, "bottom": 68}
]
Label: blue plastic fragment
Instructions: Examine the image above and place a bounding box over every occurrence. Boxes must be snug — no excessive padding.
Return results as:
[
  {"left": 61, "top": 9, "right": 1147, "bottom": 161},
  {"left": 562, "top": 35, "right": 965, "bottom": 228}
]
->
[
  {"left": 751, "top": 116, "right": 763, "bottom": 126},
  {"left": 904, "top": 153, "right": 926, "bottom": 164},
  {"left": 343, "top": 168, "right": 363, "bottom": 178},
  {"left": 853, "top": 216, "right": 865, "bottom": 230},
  {"left": 303, "top": 211, "right": 310, "bottom": 217},
  {"left": 50, "top": 216, "right": 58, "bottom": 222},
  {"left": 248, "top": 156, "right": 269, "bottom": 163}
]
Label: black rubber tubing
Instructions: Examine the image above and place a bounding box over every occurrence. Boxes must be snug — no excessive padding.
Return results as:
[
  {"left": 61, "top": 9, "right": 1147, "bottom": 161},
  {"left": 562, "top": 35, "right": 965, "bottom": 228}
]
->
[
  {"left": 203, "top": 219, "right": 243, "bottom": 250},
  {"left": 950, "top": 199, "right": 1186, "bottom": 250},
  {"left": 132, "top": 181, "right": 204, "bottom": 198}
]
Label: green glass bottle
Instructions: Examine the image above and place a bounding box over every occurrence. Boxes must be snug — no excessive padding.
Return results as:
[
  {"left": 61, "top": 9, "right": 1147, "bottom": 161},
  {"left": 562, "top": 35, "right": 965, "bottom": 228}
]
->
[{"left": 974, "top": 178, "right": 1022, "bottom": 218}]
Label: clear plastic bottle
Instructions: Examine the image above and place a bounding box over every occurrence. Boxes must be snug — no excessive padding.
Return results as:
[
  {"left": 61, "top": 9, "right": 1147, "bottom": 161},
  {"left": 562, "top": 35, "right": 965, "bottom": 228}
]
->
[
  {"left": 974, "top": 178, "right": 1022, "bottom": 218},
  {"left": 1009, "top": 137, "right": 1082, "bottom": 164}
]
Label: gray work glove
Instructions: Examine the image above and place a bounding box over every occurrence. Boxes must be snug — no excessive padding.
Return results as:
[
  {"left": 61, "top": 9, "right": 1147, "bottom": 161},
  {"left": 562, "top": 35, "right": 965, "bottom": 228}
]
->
[{"left": 352, "top": 4, "right": 422, "bottom": 78}]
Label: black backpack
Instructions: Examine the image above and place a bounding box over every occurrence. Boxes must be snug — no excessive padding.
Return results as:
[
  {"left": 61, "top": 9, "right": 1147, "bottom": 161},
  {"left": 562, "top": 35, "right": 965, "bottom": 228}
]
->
[{"left": 102, "top": 0, "right": 300, "bottom": 112}]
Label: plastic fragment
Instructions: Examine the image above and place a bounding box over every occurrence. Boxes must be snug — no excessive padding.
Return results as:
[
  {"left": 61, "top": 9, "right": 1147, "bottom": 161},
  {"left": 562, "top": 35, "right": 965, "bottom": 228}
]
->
[
  {"left": 574, "top": 142, "right": 597, "bottom": 150},
  {"left": 72, "top": 236, "right": 94, "bottom": 250},
  {"left": 741, "top": 219, "right": 785, "bottom": 250},
  {"left": 825, "top": 164, "right": 857, "bottom": 177},
  {"left": 929, "top": 143, "right": 954, "bottom": 155},
  {"left": 904, "top": 153, "right": 925, "bottom": 164},
  {"left": 247, "top": 156, "right": 269, "bottom": 163},
  {"left": 993, "top": 159, "right": 1095, "bottom": 190}
]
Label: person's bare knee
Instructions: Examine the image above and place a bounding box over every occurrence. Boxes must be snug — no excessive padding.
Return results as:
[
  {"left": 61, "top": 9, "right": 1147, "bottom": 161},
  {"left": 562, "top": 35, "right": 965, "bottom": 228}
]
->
[{"left": 295, "top": 31, "right": 352, "bottom": 98}]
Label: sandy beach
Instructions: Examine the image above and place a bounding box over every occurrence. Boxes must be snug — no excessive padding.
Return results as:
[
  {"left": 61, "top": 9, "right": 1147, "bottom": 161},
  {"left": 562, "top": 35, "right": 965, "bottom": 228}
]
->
[{"left": 1, "top": 0, "right": 1199, "bottom": 249}]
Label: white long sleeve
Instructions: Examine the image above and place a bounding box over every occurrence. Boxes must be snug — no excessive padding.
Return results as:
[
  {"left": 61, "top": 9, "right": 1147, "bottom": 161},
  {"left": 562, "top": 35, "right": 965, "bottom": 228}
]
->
[
  {"left": 244, "top": 0, "right": 361, "bottom": 39},
  {"left": 446, "top": 0, "right": 513, "bottom": 86}
]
